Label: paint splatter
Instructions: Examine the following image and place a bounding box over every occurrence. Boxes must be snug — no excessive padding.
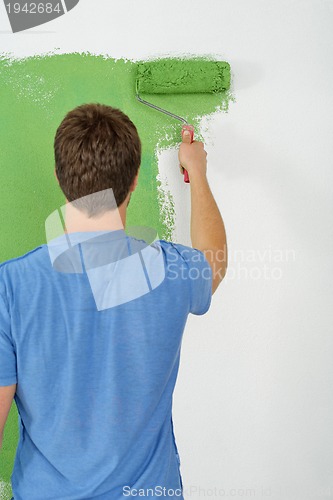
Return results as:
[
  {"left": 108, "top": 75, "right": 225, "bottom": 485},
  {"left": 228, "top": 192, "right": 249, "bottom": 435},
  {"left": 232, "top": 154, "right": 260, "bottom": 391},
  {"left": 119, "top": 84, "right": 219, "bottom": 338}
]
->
[{"left": 0, "top": 480, "right": 12, "bottom": 500}]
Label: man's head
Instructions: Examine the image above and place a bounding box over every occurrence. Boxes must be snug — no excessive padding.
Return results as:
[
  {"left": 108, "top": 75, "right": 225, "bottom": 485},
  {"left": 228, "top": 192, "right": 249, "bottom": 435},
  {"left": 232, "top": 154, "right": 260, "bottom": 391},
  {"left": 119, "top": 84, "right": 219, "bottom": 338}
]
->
[{"left": 54, "top": 103, "right": 141, "bottom": 218}]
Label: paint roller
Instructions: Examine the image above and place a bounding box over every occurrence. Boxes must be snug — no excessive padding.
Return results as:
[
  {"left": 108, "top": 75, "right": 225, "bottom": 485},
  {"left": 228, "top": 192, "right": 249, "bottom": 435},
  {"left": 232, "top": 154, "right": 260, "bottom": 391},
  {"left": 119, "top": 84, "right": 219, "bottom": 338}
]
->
[{"left": 136, "top": 58, "right": 231, "bottom": 183}]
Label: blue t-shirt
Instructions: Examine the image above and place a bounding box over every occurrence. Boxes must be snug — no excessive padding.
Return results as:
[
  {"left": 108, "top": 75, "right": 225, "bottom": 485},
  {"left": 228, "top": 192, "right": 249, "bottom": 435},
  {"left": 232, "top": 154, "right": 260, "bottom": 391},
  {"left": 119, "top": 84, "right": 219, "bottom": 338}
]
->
[{"left": 0, "top": 229, "right": 212, "bottom": 500}]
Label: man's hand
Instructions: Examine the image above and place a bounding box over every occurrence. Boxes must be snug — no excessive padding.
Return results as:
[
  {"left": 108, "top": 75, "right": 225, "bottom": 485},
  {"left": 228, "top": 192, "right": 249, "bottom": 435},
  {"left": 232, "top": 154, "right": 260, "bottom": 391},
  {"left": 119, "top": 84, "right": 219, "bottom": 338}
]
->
[{"left": 178, "top": 130, "right": 207, "bottom": 180}]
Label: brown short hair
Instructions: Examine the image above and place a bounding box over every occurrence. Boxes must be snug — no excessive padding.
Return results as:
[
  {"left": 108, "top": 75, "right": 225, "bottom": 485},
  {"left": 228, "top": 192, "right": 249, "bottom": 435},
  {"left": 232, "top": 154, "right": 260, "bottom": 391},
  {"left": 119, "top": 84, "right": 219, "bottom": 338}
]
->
[{"left": 54, "top": 103, "right": 141, "bottom": 217}]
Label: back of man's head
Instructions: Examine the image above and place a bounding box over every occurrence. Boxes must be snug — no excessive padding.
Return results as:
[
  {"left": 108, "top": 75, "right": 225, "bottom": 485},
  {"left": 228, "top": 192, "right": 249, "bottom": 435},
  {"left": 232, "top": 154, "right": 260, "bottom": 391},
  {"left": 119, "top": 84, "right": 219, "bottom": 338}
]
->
[{"left": 54, "top": 103, "right": 141, "bottom": 218}]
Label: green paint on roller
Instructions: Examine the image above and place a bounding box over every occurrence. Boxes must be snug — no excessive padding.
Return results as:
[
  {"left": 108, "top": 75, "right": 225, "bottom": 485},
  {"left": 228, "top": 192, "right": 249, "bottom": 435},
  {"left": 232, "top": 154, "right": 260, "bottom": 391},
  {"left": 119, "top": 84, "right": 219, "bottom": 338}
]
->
[{"left": 136, "top": 58, "right": 231, "bottom": 94}]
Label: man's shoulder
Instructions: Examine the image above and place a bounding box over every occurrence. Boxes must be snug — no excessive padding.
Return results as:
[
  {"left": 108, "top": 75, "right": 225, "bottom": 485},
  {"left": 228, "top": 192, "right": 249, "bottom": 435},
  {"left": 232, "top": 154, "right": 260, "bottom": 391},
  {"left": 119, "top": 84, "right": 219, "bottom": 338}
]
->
[
  {"left": 0, "top": 244, "right": 45, "bottom": 273},
  {"left": 156, "top": 239, "right": 206, "bottom": 262}
]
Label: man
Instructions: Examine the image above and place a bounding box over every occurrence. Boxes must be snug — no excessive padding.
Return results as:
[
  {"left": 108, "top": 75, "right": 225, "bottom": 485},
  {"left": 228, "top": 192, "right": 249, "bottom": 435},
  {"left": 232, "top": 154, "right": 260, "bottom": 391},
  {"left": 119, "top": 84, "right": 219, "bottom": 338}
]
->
[{"left": 0, "top": 103, "right": 227, "bottom": 499}]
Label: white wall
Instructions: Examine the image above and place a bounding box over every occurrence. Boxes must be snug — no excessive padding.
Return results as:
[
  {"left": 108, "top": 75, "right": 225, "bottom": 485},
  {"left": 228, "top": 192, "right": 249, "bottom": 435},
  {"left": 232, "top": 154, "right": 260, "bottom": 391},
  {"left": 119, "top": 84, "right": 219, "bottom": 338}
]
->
[{"left": 1, "top": 1, "right": 332, "bottom": 498}]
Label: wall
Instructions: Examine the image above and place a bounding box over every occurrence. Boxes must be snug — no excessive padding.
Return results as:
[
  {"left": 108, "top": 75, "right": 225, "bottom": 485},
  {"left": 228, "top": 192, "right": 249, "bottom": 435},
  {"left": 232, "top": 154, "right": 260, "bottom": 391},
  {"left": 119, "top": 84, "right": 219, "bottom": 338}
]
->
[{"left": 0, "top": 1, "right": 332, "bottom": 499}]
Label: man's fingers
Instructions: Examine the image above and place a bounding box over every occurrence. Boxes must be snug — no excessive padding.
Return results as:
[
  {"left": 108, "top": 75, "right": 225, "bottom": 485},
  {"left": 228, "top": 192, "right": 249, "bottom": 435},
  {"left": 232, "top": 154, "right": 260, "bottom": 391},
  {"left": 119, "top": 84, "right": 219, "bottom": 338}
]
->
[
  {"left": 182, "top": 131, "right": 192, "bottom": 144},
  {"left": 180, "top": 132, "right": 190, "bottom": 173}
]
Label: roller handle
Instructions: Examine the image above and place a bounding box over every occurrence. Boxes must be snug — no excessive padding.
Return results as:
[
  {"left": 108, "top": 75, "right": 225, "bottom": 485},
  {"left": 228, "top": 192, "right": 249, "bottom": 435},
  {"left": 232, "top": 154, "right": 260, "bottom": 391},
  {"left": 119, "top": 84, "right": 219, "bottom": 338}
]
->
[{"left": 181, "top": 124, "right": 195, "bottom": 183}]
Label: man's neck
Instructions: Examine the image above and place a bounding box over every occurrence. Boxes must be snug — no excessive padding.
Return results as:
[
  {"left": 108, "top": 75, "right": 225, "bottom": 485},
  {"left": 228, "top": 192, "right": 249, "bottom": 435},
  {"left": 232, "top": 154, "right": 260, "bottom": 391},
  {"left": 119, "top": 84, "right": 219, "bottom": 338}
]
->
[{"left": 63, "top": 201, "right": 126, "bottom": 234}]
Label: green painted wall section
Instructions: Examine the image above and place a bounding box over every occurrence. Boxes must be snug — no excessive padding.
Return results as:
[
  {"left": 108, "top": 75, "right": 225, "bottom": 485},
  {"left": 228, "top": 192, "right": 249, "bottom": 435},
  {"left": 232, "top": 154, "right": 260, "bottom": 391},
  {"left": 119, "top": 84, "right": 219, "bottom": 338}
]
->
[{"left": 0, "top": 52, "right": 232, "bottom": 494}]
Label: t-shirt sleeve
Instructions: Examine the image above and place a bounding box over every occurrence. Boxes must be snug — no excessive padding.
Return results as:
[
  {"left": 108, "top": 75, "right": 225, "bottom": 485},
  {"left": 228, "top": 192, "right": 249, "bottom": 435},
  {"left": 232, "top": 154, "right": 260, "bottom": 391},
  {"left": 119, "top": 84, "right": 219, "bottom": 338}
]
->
[
  {"left": 168, "top": 242, "right": 213, "bottom": 315},
  {"left": 0, "top": 286, "right": 17, "bottom": 386}
]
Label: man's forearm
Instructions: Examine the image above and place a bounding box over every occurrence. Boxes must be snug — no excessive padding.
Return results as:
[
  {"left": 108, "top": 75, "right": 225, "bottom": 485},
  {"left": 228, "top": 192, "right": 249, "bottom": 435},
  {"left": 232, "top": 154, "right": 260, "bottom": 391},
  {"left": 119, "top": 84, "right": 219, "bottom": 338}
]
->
[
  {"left": 190, "top": 172, "right": 226, "bottom": 249},
  {"left": 190, "top": 171, "right": 228, "bottom": 287}
]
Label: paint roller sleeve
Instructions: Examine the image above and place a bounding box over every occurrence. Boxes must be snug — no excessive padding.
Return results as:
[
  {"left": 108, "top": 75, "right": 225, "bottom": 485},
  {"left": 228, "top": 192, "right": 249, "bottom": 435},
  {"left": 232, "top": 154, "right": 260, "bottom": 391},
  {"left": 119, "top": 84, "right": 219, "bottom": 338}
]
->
[{"left": 136, "top": 59, "right": 231, "bottom": 94}]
